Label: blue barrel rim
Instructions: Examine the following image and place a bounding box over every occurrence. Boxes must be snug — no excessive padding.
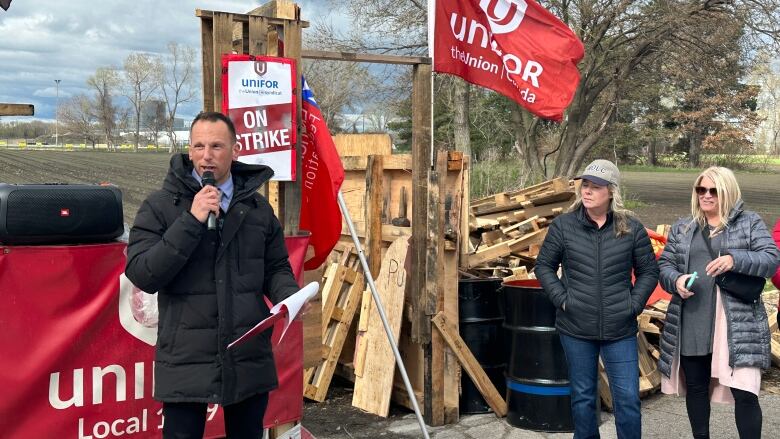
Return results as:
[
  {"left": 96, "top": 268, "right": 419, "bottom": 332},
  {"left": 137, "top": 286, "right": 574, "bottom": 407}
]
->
[{"left": 506, "top": 379, "right": 571, "bottom": 396}]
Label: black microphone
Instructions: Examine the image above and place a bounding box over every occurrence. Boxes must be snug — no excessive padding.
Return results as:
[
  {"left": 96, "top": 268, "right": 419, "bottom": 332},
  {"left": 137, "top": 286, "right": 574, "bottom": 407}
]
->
[{"left": 201, "top": 171, "right": 217, "bottom": 231}]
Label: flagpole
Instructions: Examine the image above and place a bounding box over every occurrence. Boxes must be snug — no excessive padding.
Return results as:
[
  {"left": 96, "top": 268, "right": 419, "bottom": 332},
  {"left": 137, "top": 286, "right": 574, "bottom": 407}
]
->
[
  {"left": 428, "top": 0, "right": 436, "bottom": 169},
  {"left": 337, "top": 191, "right": 431, "bottom": 439}
]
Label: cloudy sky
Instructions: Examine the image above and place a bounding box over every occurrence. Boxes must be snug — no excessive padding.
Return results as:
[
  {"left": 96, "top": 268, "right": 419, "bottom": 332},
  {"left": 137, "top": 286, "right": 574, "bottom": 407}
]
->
[{"left": 0, "top": 0, "right": 340, "bottom": 121}]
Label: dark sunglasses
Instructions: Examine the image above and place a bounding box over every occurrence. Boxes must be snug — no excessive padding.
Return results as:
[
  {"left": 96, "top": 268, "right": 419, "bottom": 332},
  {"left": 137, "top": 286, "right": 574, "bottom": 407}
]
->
[{"left": 695, "top": 186, "right": 718, "bottom": 197}]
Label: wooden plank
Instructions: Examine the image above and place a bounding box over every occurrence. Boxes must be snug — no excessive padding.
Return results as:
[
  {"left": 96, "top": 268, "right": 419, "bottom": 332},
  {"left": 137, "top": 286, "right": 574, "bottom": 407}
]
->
[
  {"left": 474, "top": 198, "right": 573, "bottom": 222},
  {"left": 199, "top": 15, "right": 214, "bottom": 111},
  {"left": 321, "top": 266, "right": 347, "bottom": 327},
  {"left": 598, "top": 360, "right": 613, "bottom": 411},
  {"left": 431, "top": 312, "right": 507, "bottom": 417},
  {"left": 247, "top": 15, "right": 268, "bottom": 55},
  {"left": 302, "top": 49, "right": 431, "bottom": 65},
  {"left": 334, "top": 134, "right": 392, "bottom": 157},
  {"left": 196, "top": 8, "right": 306, "bottom": 27},
  {"left": 0, "top": 104, "right": 34, "bottom": 116},
  {"left": 529, "top": 190, "right": 576, "bottom": 207},
  {"left": 424, "top": 163, "right": 445, "bottom": 425},
  {"left": 500, "top": 215, "right": 539, "bottom": 235},
  {"left": 352, "top": 237, "right": 410, "bottom": 417},
  {"left": 366, "top": 155, "right": 383, "bottom": 278},
  {"left": 410, "top": 62, "right": 432, "bottom": 344},
  {"left": 341, "top": 154, "right": 412, "bottom": 171},
  {"left": 268, "top": 422, "right": 296, "bottom": 439},
  {"left": 353, "top": 285, "right": 372, "bottom": 377},
  {"left": 252, "top": 0, "right": 298, "bottom": 19},
  {"left": 467, "top": 241, "right": 512, "bottom": 268},
  {"left": 442, "top": 152, "right": 465, "bottom": 423},
  {"left": 302, "top": 297, "right": 322, "bottom": 369},
  {"left": 212, "top": 12, "right": 233, "bottom": 113},
  {"left": 282, "top": 18, "right": 303, "bottom": 233},
  {"left": 460, "top": 157, "right": 471, "bottom": 262}
]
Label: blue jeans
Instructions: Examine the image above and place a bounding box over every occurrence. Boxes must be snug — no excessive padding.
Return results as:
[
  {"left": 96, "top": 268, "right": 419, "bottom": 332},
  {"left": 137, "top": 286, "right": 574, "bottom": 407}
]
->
[{"left": 559, "top": 334, "right": 641, "bottom": 439}]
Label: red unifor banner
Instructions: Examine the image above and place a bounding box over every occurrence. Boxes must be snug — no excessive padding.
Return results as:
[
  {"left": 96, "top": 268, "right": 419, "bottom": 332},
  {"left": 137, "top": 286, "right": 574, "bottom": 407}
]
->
[
  {"left": 222, "top": 54, "right": 297, "bottom": 181},
  {"left": 0, "top": 238, "right": 308, "bottom": 439},
  {"left": 432, "top": 0, "right": 585, "bottom": 121}
]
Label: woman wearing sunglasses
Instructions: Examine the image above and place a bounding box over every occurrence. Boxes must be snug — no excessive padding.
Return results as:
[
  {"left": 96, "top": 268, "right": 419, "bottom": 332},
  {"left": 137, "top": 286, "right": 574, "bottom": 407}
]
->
[{"left": 658, "top": 166, "right": 779, "bottom": 438}]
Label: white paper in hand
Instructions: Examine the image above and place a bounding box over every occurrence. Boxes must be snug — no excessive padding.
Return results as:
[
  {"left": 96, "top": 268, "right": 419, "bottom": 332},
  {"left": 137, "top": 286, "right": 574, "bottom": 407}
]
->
[
  {"left": 271, "top": 281, "right": 319, "bottom": 342},
  {"left": 228, "top": 281, "right": 319, "bottom": 349}
]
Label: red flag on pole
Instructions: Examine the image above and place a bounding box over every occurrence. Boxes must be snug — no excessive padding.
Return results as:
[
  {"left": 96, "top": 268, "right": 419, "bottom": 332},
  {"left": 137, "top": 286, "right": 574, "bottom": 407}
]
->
[
  {"left": 299, "top": 77, "right": 345, "bottom": 269},
  {"left": 432, "top": 0, "right": 584, "bottom": 121}
]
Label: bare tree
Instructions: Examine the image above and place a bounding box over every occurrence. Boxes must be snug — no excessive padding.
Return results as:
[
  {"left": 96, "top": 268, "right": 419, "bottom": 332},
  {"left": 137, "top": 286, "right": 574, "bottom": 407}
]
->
[
  {"left": 58, "top": 94, "right": 99, "bottom": 147},
  {"left": 539, "top": 0, "right": 780, "bottom": 176},
  {"left": 320, "top": 0, "right": 780, "bottom": 177},
  {"left": 124, "top": 52, "right": 161, "bottom": 152},
  {"left": 750, "top": 51, "right": 780, "bottom": 155},
  {"left": 87, "top": 67, "right": 120, "bottom": 151},
  {"left": 302, "top": 59, "right": 379, "bottom": 132},
  {"left": 145, "top": 100, "right": 167, "bottom": 149},
  {"left": 159, "top": 42, "right": 197, "bottom": 152}
]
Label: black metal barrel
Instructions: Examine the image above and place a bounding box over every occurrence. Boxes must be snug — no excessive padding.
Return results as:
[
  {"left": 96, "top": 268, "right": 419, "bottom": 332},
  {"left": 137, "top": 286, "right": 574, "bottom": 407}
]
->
[
  {"left": 458, "top": 278, "right": 506, "bottom": 414},
  {"left": 501, "top": 279, "right": 573, "bottom": 432}
]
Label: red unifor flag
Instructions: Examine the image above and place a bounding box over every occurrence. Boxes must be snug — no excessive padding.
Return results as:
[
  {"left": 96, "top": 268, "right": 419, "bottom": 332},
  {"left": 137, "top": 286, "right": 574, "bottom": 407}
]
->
[
  {"left": 300, "top": 76, "right": 345, "bottom": 269},
  {"left": 432, "top": 0, "right": 584, "bottom": 121}
]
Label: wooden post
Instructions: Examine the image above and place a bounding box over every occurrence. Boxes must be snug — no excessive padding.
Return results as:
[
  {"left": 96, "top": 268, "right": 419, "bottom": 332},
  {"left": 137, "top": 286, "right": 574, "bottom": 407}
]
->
[
  {"left": 410, "top": 63, "right": 432, "bottom": 344},
  {"left": 409, "top": 62, "right": 439, "bottom": 424},
  {"left": 281, "top": 17, "right": 303, "bottom": 233},
  {"left": 424, "top": 165, "right": 445, "bottom": 426},
  {"left": 366, "top": 155, "right": 384, "bottom": 278}
]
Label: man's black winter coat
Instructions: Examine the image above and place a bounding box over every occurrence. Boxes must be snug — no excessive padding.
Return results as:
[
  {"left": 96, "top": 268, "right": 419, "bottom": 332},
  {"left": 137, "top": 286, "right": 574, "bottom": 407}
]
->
[
  {"left": 125, "top": 154, "right": 299, "bottom": 405},
  {"left": 535, "top": 207, "right": 660, "bottom": 340}
]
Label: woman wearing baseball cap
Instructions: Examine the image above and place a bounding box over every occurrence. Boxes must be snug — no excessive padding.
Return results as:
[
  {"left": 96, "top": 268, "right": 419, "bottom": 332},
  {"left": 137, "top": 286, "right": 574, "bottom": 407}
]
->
[
  {"left": 657, "top": 167, "right": 778, "bottom": 438},
  {"left": 536, "top": 159, "right": 659, "bottom": 438}
]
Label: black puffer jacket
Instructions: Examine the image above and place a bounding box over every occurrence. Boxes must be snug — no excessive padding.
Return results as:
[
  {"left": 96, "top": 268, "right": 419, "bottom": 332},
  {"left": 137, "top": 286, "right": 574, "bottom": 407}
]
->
[
  {"left": 536, "top": 207, "right": 659, "bottom": 340},
  {"left": 658, "top": 201, "right": 779, "bottom": 376},
  {"left": 125, "top": 154, "right": 299, "bottom": 405}
]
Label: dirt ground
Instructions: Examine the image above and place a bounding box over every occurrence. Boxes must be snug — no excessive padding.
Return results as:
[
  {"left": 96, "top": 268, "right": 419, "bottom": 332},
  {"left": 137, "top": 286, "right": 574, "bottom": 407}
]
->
[
  {"left": 0, "top": 150, "right": 776, "bottom": 228},
  {"left": 0, "top": 150, "right": 172, "bottom": 224},
  {"left": 622, "top": 169, "right": 780, "bottom": 228}
]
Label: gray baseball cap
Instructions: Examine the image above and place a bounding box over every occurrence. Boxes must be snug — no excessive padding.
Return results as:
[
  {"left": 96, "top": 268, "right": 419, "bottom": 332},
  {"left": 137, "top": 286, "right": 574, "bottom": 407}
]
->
[{"left": 575, "top": 159, "right": 620, "bottom": 186}]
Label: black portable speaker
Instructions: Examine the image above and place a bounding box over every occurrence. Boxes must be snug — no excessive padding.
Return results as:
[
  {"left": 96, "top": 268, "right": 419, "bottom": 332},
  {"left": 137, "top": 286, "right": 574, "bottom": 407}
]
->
[{"left": 0, "top": 183, "right": 124, "bottom": 245}]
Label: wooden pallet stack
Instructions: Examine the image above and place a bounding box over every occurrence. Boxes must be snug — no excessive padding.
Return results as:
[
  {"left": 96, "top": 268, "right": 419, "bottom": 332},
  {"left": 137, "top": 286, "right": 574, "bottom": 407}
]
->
[{"left": 465, "top": 177, "right": 575, "bottom": 279}]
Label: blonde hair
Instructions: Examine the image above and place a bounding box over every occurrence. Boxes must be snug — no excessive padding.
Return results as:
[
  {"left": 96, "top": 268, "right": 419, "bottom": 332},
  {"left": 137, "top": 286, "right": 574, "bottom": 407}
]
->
[
  {"left": 568, "top": 182, "right": 635, "bottom": 237},
  {"left": 690, "top": 166, "right": 742, "bottom": 233}
]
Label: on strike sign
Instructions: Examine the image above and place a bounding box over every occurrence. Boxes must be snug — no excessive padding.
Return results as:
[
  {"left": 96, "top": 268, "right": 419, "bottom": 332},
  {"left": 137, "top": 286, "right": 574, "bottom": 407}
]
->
[{"left": 222, "top": 54, "right": 297, "bottom": 181}]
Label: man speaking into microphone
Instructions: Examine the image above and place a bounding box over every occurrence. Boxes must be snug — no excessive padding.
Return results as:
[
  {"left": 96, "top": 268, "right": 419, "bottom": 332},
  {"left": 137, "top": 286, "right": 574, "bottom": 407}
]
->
[{"left": 125, "top": 111, "right": 299, "bottom": 438}]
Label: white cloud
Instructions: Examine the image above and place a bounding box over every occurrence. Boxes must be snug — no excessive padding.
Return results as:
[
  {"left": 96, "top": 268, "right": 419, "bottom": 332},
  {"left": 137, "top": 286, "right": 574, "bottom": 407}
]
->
[
  {"left": 32, "top": 86, "right": 71, "bottom": 98},
  {"left": 1, "top": 0, "right": 347, "bottom": 121}
]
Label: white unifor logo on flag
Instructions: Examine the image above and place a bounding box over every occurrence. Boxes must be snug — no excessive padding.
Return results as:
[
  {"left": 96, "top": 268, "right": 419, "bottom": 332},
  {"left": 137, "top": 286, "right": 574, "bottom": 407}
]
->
[{"left": 479, "top": 0, "right": 528, "bottom": 34}]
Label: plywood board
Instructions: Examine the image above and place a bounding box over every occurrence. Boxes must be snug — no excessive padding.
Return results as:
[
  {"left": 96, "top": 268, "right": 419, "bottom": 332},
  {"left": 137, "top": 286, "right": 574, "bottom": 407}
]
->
[
  {"left": 352, "top": 237, "right": 410, "bottom": 417},
  {"left": 334, "top": 133, "right": 392, "bottom": 157}
]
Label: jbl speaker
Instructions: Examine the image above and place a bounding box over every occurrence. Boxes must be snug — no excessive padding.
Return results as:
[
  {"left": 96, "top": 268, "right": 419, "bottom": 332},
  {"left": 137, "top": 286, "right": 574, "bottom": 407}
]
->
[{"left": 0, "top": 183, "right": 124, "bottom": 245}]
